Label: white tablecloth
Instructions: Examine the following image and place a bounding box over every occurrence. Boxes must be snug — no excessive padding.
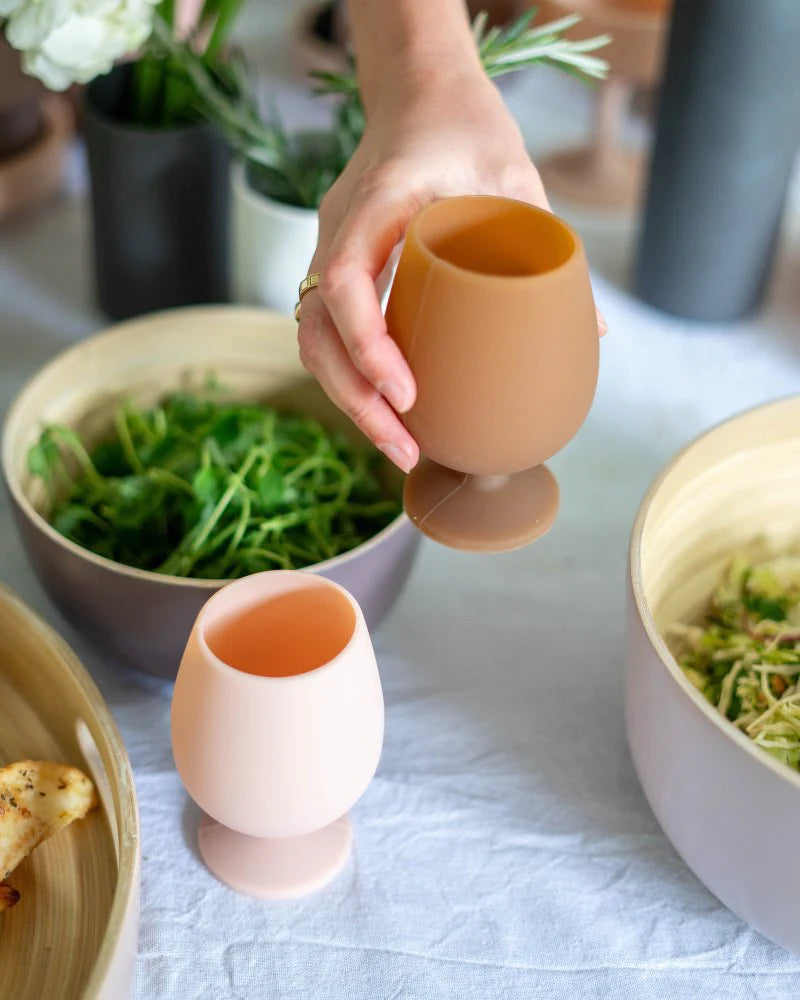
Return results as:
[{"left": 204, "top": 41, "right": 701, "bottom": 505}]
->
[{"left": 3, "top": 65, "right": 800, "bottom": 1000}]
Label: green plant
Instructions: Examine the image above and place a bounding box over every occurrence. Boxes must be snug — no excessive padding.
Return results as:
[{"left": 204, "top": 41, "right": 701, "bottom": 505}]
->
[
  {"left": 129, "top": 0, "right": 246, "bottom": 127},
  {"left": 28, "top": 391, "right": 402, "bottom": 578},
  {"left": 1, "top": 0, "right": 245, "bottom": 126},
  {"left": 166, "top": 6, "right": 610, "bottom": 208}
]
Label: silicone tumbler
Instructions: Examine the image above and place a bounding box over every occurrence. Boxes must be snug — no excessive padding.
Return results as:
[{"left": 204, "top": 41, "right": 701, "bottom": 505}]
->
[
  {"left": 386, "top": 195, "right": 599, "bottom": 552},
  {"left": 171, "top": 571, "right": 383, "bottom": 898}
]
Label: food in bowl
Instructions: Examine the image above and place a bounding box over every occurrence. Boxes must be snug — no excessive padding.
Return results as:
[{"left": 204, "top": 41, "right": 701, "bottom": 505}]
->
[
  {"left": 0, "top": 760, "right": 98, "bottom": 910},
  {"left": 2, "top": 306, "right": 420, "bottom": 678},
  {"left": 27, "top": 390, "right": 402, "bottom": 578},
  {"left": 668, "top": 551, "right": 800, "bottom": 773}
]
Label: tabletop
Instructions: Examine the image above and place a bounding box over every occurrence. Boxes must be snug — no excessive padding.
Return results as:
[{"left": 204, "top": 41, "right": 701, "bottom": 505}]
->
[{"left": 3, "top": 49, "right": 800, "bottom": 1000}]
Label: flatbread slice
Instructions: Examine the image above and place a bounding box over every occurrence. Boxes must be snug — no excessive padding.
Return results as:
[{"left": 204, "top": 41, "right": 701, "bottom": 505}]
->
[{"left": 0, "top": 760, "right": 98, "bottom": 905}]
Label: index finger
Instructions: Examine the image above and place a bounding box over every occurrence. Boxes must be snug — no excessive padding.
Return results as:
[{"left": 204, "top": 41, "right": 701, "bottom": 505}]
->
[{"left": 318, "top": 191, "right": 421, "bottom": 414}]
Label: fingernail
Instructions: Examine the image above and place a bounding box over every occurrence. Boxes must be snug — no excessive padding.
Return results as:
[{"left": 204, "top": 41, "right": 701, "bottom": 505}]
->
[
  {"left": 378, "top": 442, "right": 413, "bottom": 474},
  {"left": 378, "top": 380, "right": 413, "bottom": 413},
  {"left": 598, "top": 314, "right": 608, "bottom": 336}
]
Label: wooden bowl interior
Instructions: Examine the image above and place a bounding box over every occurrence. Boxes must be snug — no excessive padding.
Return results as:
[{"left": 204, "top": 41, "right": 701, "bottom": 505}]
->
[
  {"left": 637, "top": 398, "right": 800, "bottom": 635},
  {"left": 0, "top": 586, "right": 138, "bottom": 1000},
  {"left": 5, "top": 307, "right": 402, "bottom": 525}
]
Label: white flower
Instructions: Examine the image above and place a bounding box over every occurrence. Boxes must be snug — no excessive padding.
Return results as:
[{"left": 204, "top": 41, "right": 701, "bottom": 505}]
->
[{"left": 3, "top": 0, "right": 158, "bottom": 91}]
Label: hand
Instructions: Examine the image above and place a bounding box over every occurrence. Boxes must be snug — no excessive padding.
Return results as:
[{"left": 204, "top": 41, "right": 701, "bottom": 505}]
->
[{"left": 297, "top": 64, "right": 606, "bottom": 473}]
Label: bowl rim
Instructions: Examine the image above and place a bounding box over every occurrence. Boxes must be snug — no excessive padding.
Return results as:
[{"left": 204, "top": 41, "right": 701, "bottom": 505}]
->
[
  {"left": 409, "top": 195, "right": 583, "bottom": 284},
  {"left": 629, "top": 393, "right": 800, "bottom": 795},
  {"left": 1, "top": 305, "right": 413, "bottom": 590},
  {"left": 0, "top": 584, "right": 140, "bottom": 999}
]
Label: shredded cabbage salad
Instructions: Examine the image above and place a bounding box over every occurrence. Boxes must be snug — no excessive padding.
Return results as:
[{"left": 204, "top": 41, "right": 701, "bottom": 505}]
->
[{"left": 669, "top": 554, "right": 800, "bottom": 772}]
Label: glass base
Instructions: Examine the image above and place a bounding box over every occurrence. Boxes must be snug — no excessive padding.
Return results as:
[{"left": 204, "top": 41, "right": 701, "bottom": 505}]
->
[
  {"left": 197, "top": 813, "right": 352, "bottom": 899},
  {"left": 403, "top": 459, "right": 560, "bottom": 553}
]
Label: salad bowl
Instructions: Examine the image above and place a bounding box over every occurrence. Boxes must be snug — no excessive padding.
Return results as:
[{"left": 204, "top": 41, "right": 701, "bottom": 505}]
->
[
  {"left": 1, "top": 306, "right": 420, "bottom": 680},
  {"left": 627, "top": 395, "right": 800, "bottom": 953}
]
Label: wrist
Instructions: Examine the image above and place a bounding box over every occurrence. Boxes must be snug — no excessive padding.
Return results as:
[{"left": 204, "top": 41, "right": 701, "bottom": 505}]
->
[
  {"left": 347, "top": 0, "right": 484, "bottom": 119},
  {"left": 361, "top": 48, "right": 486, "bottom": 121}
]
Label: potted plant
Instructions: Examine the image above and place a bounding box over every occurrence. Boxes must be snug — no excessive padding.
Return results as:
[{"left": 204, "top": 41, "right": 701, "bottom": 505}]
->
[
  {"left": 2, "top": 0, "right": 244, "bottom": 320},
  {"left": 171, "top": 7, "right": 611, "bottom": 316}
]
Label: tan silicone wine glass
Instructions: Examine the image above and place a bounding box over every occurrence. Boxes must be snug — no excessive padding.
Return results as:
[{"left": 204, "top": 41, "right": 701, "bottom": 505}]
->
[
  {"left": 171, "top": 571, "right": 383, "bottom": 898},
  {"left": 385, "top": 194, "right": 599, "bottom": 552}
]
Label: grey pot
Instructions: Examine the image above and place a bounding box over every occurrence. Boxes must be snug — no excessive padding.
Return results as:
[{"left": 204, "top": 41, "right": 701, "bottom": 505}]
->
[
  {"left": 84, "top": 65, "right": 230, "bottom": 320},
  {"left": 635, "top": 0, "right": 800, "bottom": 321}
]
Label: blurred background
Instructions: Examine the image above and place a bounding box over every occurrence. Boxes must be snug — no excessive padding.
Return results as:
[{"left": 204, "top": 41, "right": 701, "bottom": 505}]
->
[{"left": 2, "top": 0, "right": 797, "bottom": 329}]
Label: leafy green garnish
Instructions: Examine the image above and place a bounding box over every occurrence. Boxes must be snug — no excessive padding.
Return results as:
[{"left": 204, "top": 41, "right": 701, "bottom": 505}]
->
[
  {"left": 668, "top": 554, "right": 800, "bottom": 772},
  {"left": 28, "top": 393, "right": 401, "bottom": 579}
]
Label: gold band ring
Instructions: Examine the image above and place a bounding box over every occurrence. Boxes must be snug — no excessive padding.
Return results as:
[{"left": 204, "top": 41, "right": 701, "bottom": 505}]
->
[{"left": 294, "top": 272, "right": 321, "bottom": 322}]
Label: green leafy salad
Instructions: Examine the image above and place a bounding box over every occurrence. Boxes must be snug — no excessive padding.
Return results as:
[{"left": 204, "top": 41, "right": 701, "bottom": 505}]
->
[
  {"left": 669, "top": 554, "right": 800, "bottom": 772},
  {"left": 27, "top": 392, "right": 401, "bottom": 579}
]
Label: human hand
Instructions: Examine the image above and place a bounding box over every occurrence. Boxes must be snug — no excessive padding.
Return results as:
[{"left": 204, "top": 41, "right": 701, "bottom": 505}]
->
[{"left": 297, "top": 64, "right": 606, "bottom": 473}]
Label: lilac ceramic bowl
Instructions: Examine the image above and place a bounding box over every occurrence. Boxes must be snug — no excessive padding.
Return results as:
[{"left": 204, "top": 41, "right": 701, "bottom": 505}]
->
[
  {"left": 627, "top": 397, "right": 800, "bottom": 953},
  {"left": 2, "top": 306, "right": 421, "bottom": 679}
]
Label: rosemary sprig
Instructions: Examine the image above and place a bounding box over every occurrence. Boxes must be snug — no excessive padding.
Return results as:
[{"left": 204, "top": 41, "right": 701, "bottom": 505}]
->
[{"left": 164, "top": 6, "right": 610, "bottom": 207}]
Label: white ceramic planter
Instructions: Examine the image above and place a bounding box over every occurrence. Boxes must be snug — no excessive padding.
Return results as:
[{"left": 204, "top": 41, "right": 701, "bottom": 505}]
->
[{"left": 230, "top": 161, "right": 319, "bottom": 316}]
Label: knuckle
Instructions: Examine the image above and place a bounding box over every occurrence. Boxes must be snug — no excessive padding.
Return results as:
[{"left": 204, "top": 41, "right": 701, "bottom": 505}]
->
[
  {"left": 344, "top": 391, "right": 382, "bottom": 431},
  {"left": 349, "top": 337, "right": 380, "bottom": 373},
  {"left": 367, "top": 156, "right": 412, "bottom": 191},
  {"left": 502, "top": 162, "right": 546, "bottom": 203},
  {"left": 318, "top": 188, "right": 336, "bottom": 218},
  {"left": 297, "top": 336, "right": 318, "bottom": 374},
  {"left": 319, "top": 260, "right": 352, "bottom": 301},
  {"left": 318, "top": 177, "right": 346, "bottom": 220},
  {"left": 297, "top": 314, "right": 323, "bottom": 372}
]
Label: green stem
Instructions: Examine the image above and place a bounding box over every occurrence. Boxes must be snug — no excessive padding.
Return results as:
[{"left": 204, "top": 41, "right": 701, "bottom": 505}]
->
[
  {"left": 131, "top": 54, "right": 166, "bottom": 126},
  {"left": 49, "top": 426, "right": 105, "bottom": 490},
  {"left": 203, "top": 0, "right": 246, "bottom": 61},
  {"left": 225, "top": 490, "right": 251, "bottom": 556},
  {"left": 233, "top": 547, "right": 292, "bottom": 570},
  {"left": 146, "top": 468, "right": 196, "bottom": 496},
  {"left": 189, "top": 446, "right": 260, "bottom": 553},
  {"left": 114, "top": 406, "right": 144, "bottom": 474},
  {"left": 157, "top": 0, "right": 175, "bottom": 29}
]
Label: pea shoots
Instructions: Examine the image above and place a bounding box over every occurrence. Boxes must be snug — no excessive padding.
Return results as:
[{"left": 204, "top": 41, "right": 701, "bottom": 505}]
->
[
  {"left": 669, "top": 554, "right": 800, "bottom": 772},
  {"left": 27, "top": 393, "right": 401, "bottom": 579}
]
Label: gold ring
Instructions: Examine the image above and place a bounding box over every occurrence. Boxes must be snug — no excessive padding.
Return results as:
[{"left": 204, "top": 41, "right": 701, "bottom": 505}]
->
[{"left": 294, "top": 272, "right": 320, "bottom": 322}]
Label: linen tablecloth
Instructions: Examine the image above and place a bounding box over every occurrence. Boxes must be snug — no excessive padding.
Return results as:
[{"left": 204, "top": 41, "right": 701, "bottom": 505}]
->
[{"left": 2, "top": 82, "right": 800, "bottom": 1000}]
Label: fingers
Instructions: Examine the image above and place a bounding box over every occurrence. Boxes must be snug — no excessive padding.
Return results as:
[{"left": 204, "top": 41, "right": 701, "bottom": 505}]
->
[
  {"left": 318, "top": 191, "right": 419, "bottom": 414},
  {"left": 297, "top": 292, "right": 419, "bottom": 473}
]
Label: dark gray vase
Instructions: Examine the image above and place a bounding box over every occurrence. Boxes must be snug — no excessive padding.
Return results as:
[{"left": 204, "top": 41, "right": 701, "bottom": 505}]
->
[
  {"left": 84, "top": 65, "right": 229, "bottom": 320},
  {"left": 635, "top": 0, "right": 800, "bottom": 321}
]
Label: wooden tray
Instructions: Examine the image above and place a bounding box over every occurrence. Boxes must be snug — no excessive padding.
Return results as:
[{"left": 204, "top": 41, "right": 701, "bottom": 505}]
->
[{"left": 0, "top": 586, "right": 140, "bottom": 999}]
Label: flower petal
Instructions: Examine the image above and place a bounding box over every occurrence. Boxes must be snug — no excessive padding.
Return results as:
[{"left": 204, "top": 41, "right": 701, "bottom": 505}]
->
[
  {"left": 21, "top": 49, "right": 75, "bottom": 90},
  {"left": 6, "top": 0, "right": 72, "bottom": 47},
  {"left": 0, "top": 0, "right": 25, "bottom": 17}
]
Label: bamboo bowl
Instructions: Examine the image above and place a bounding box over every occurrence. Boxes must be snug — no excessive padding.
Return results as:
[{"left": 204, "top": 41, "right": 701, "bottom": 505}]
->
[
  {"left": 0, "top": 586, "right": 140, "bottom": 999},
  {"left": 627, "top": 396, "right": 800, "bottom": 953},
  {"left": 1, "top": 306, "right": 420, "bottom": 679}
]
